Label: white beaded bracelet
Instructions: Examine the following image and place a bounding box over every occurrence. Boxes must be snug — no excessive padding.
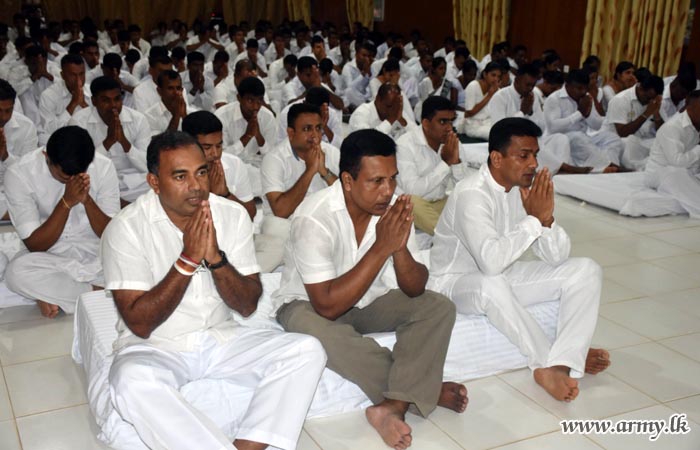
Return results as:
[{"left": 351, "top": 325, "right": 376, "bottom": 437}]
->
[{"left": 173, "top": 261, "right": 196, "bottom": 276}]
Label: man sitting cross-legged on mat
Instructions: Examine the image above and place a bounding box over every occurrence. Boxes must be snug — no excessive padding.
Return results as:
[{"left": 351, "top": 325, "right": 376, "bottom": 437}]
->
[
  {"left": 429, "top": 118, "right": 610, "bottom": 402},
  {"left": 101, "top": 131, "right": 326, "bottom": 450},
  {"left": 272, "top": 129, "right": 467, "bottom": 450}
]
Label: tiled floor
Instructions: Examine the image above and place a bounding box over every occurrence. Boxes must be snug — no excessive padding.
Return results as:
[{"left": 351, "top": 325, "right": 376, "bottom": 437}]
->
[{"left": 1, "top": 195, "right": 700, "bottom": 449}]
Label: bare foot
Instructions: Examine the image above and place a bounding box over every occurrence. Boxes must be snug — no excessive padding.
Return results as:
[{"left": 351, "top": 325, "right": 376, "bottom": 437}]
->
[
  {"left": 560, "top": 163, "right": 593, "bottom": 174},
  {"left": 366, "top": 400, "right": 412, "bottom": 450},
  {"left": 438, "top": 381, "right": 468, "bottom": 413},
  {"left": 534, "top": 366, "right": 579, "bottom": 402},
  {"left": 585, "top": 348, "right": 611, "bottom": 374},
  {"left": 37, "top": 300, "right": 59, "bottom": 319},
  {"left": 603, "top": 164, "right": 619, "bottom": 173}
]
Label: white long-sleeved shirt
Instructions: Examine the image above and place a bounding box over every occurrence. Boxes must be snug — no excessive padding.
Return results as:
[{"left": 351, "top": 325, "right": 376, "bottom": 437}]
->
[
  {"left": 660, "top": 83, "right": 685, "bottom": 123},
  {"left": 181, "top": 70, "right": 215, "bottom": 112},
  {"left": 277, "top": 100, "right": 343, "bottom": 148},
  {"left": 489, "top": 84, "right": 545, "bottom": 130},
  {"left": 396, "top": 126, "right": 469, "bottom": 201},
  {"left": 349, "top": 101, "right": 417, "bottom": 140},
  {"left": 429, "top": 165, "right": 570, "bottom": 290},
  {"left": 645, "top": 111, "right": 700, "bottom": 175},
  {"left": 543, "top": 87, "right": 604, "bottom": 134},
  {"left": 603, "top": 85, "right": 656, "bottom": 139},
  {"left": 38, "top": 79, "right": 92, "bottom": 145},
  {"left": 464, "top": 80, "right": 491, "bottom": 121},
  {"left": 214, "top": 101, "right": 277, "bottom": 162},
  {"left": 144, "top": 101, "right": 184, "bottom": 134}
]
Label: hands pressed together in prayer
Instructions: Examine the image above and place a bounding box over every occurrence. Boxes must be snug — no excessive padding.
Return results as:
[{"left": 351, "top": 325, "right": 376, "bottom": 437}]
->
[
  {"left": 520, "top": 167, "right": 554, "bottom": 227},
  {"left": 375, "top": 194, "right": 414, "bottom": 258},
  {"left": 208, "top": 159, "right": 229, "bottom": 197},
  {"left": 182, "top": 200, "right": 221, "bottom": 265},
  {"left": 63, "top": 173, "right": 91, "bottom": 208},
  {"left": 440, "top": 131, "right": 461, "bottom": 166}
]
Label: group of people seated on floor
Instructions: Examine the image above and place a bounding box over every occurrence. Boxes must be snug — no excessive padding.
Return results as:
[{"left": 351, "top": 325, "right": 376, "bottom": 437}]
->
[{"left": 0, "top": 7, "right": 698, "bottom": 450}]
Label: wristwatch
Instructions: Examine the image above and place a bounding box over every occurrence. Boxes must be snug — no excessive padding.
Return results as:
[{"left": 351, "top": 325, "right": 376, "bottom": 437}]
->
[
  {"left": 322, "top": 171, "right": 335, "bottom": 182},
  {"left": 203, "top": 250, "right": 228, "bottom": 270}
]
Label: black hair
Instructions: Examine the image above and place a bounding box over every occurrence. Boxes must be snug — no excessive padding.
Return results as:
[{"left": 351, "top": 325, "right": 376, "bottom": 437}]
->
[
  {"left": 516, "top": 63, "right": 540, "bottom": 79},
  {"left": 421, "top": 95, "right": 454, "bottom": 120},
  {"left": 287, "top": 102, "right": 320, "bottom": 128},
  {"left": 237, "top": 76, "right": 265, "bottom": 97},
  {"left": 182, "top": 110, "right": 223, "bottom": 136},
  {"left": 482, "top": 61, "right": 502, "bottom": 75},
  {"left": 146, "top": 131, "right": 201, "bottom": 175},
  {"left": 311, "top": 35, "right": 324, "bottom": 45},
  {"left": 543, "top": 70, "right": 565, "bottom": 85},
  {"left": 582, "top": 55, "right": 600, "bottom": 67},
  {"left": 454, "top": 46, "right": 470, "bottom": 59},
  {"left": 297, "top": 55, "right": 318, "bottom": 72},
  {"left": 359, "top": 42, "right": 376, "bottom": 56},
  {"left": 566, "top": 68, "right": 589, "bottom": 86},
  {"left": 24, "top": 44, "right": 47, "bottom": 59},
  {"left": 339, "top": 129, "right": 396, "bottom": 179},
  {"left": 319, "top": 58, "right": 334, "bottom": 75},
  {"left": 686, "top": 89, "right": 700, "bottom": 103},
  {"left": 61, "top": 53, "right": 84, "bottom": 68},
  {"left": 186, "top": 51, "right": 205, "bottom": 65},
  {"left": 156, "top": 69, "right": 180, "bottom": 87},
  {"left": 613, "top": 61, "right": 635, "bottom": 79},
  {"left": 377, "top": 82, "right": 401, "bottom": 99},
  {"left": 234, "top": 58, "right": 254, "bottom": 75},
  {"left": 102, "top": 52, "right": 122, "bottom": 70},
  {"left": 283, "top": 54, "right": 298, "bottom": 67},
  {"left": 67, "top": 41, "right": 84, "bottom": 55},
  {"left": 432, "top": 56, "right": 446, "bottom": 70},
  {"left": 149, "top": 48, "right": 171, "bottom": 67},
  {"left": 0, "top": 79, "right": 17, "bottom": 102},
  {"left": 124, "top": 49, "right": 141, "bottom": 65},
  {"left": 90, "top": 76, "right": 121, "bottom": 97},
  {"left": 117, "top": 30, "right": 130, "bottom": 42},
  {"left": 380, "top": 58, "right": 400, "bottom": 74},
  {"left": 463, "top": 59, "right": 478, "bottom": 74},
  {"left": 676, "top": 71, "right": 698, "bottom": 92},
  {"left": 170, "top": 46, "right": 186, "bottom": 60},
  {"left": 640, "top": 75, "right": 664, "bottom": 95},
  {"left": 213, "top": 50, "right": 229, "bottom": 63},
  {"left": 83, "top": 39, "right": 99, "bottom": 50},
  {"left": 127, "top": 24, "right": 141, "bottom": 33},
  {"left": 488, "top": 118, "right": 542, "bottom": 162},
  {"left": 305, "top": 86, "right": 330, "bottom": 106},
  {"left": 543, "top": 53, "right": 561, "bottom": 66},
  {"left": 46, "top": 126, "right": 96, "bottom": 175},
  {"left": 388, "top": 46, "right": 403, "bottom": 60},
  {"left": 246, "top": 38, "right": 258, "bottom": 49}
]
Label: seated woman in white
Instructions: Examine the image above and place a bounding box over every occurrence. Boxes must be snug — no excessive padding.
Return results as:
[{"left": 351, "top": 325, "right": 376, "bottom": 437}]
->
[
  {"left": 415, "top": 56, "right": 457, "bottom": 119},
  {"left": 602, "top": 61, "right": 636, "bottom": 110},
  {"left": 462, "top": 61, "right": 501, "bottom": 139}
]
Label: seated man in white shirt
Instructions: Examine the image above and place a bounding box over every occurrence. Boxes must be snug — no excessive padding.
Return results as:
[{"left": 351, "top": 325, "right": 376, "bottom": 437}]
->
[
  {"left": 341, "top": 42, "right": 375, "bottom": 109},
  {"left": 645, "top": 90, "right": 700, "bottom": 218},
  {"left": 544, "top": 69, "right": 624, "bottom": 173},
  {"left": 101, "top": 52, "right": 139, "bottom": 109},
  {"left": 277, "top": 85, "right": 342, "bottom": 148},
  {"left": 350, "top": 82, "right": 417, "bottom": 140},
  {"left": 533, "top": 70, "right": 564, "bottom": 113},
  {"left": 182, "top": 51, "right": 215, "bottom": 111},
  {"left": 10, "top": 44, "right": 59, "bottom": 125},
  {"left": 132, "top": 49, "right": 173, "bottom": 113},
  {"left": 0, "top": 79, "right": 38, "bottom": 219},
  {"left": 102, "top": 130, "right": 326, "bottom": 450},
  {"left": 144, "top": 70, "right": 188, "bottom": 134},
  {"left": 283, "top": 56, "right": 344, "bottom": 110},
  {"left": 396, "top": 96, "right": 466, "bottom": 235},
  {"left": 273, "top": 129, "right": 467, "bottom": 449},
  {"left": 69, "top": 76, "right": 151, "bottom": 203},
  {"left": 127, "top": 24, "right": 151, "bottom": 58},
  {"left": 660, "top": 71, "right": 696, "bottom": 122},
  {"left": 215, "top": 76, "right": 277, "bottom": 165},
  {"left": 83, "top": 40, "right": 103, "bottom": 85},
  {"left": 429, "top": 118, "right": 610, "bottom": 402},
  {"left": 185, "top": 23, "right": 224, "bottom": 62},
  {"left": 603, "top": 75, "right": 664, "bottom": 170},
  {"left": 224, "top": 25, "right": 246, "bottom": 63},
  {"left": 262, "top": 102, "right": 339, "bottom": 219},
  {"left": 233, "top": 39, "right": 267, "bottom": 77},
  {"left": 490, "top": 63, "right": 575, "bottom": 175},
  {"left": 5, "top": 126, "right": 119, "bottom": 318},
  {"left": 38, "top": 53, "right": 91, "bottom": 145}
]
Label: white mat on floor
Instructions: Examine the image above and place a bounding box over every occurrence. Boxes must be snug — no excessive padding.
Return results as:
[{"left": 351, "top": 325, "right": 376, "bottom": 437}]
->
[
  {"left": 0, "top": 230, "right": 34, "bottom": 308},
  {"left": 554, "top": 172, "right": 686, "bottom": 217},
  {"left": 72, "top": 273, "right": 559, "bottom": 450}
]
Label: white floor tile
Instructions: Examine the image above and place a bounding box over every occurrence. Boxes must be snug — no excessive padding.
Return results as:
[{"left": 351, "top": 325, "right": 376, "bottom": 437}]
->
[
  {"left": 0, "top": 369, "right": 12, "bottom": 422},
  {"left": 666, "top": 394, "right": 700, "bottom": 425},
  {"left": 650, "top": 288, "right": 700, "bottom": 319},
  {"left": 304, "top": 409, "right": 463, "bottom": 450},
  {"left": 428, "top": 376, "right": 559, "bottom": 450},
  {"left": 0, "top": 420, "right": 21, "bottom": 450},
  {"left": 600, "top": 278, "right": 644, "bottom": 304},
  {"left": 650, "top": 253, "right": 700, "bottom": 277},
  {"left": 499, "top": 369, "right": 656, "bottom": 420},
  {"left": 592, "top": 235, "right": 690, "bottom": 261},
  {"left": 659, "top": 334, "right": 700, "bottom": 362},
  {"left": 4, "top": 355, "right": 87, "bottom": 417},
  {"left": 591, "top": 317, "right": 650, "bottom": 349},
  {"left": 0, "top": 315, "right": 74, "bottom": 365},
  {"left": 16, "top": 404, "right": 111, "bottom": 450},
  {"left": 586, "top": 404, "right": 700, "bottom": 450},
  {"left": 604, "top": 262, "right": 700, "bottom": 296},
  {"left": 600, "top": 298, "right": 700, "bottom": 340},
  {"left": 570, "top": 241, "right": 637, "bottom": 267},
  {"left": 556, "top": 218, "right": 628, "bottom": 243},
  {"left": 607, "top": 343, "right": 700, "bottom": 402},
  {"left": 599, "top": 214, "right": 700, "bottom": 234},
  {"left": 297, "top": 430, "right": 322, "bottom": 450},
  {"left": 0, "top": 305, "right": 41, "bottom": 325},
  {"left": 650, "top": 226, "right": 700, "bottom": 252},
  {"left": 493, "top": 431, "right": 603, "bottom": 449}
]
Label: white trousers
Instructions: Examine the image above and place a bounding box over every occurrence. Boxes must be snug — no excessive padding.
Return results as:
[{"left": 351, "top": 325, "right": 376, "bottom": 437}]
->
[
  {"left": 4, "top": 251, "right": 98, "bottom": 313},
  {"left": 448, "top": 258, "right": 602, "bottom": 377},
  {"left": 463, "top": 117, "right": 491, "bottom": 140},
  {"left": 537, "top": 134, "right": 571, "bottom": 175},
  {"left": 566, "top": 130, "right": 623, "bottom": 171},
  {"left": 109, "top": 329, "right": 326, "bottom": 450},
  {"left": 646, "top": 167, "right": 700, "bottom": 219},
  {"left": 622, "top": 135, "right": 654, "bottom": 170}
]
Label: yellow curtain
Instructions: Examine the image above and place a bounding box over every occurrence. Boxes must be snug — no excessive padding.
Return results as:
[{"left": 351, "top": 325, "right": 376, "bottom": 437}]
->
[
  {"left": 221, "top": 0, "right": 286, "bottom": 26},
  {"left": 287, "top": 0, "right": 310, "bottom": 25},
  {"left": 452, "top": 0, "right": 508, "bottom": 60},
  {"left": 346, "top": 0, "right": 373, "bottom": 28},
  {"left": 580, "top": 0, "right": 690, "bottom": 80}
]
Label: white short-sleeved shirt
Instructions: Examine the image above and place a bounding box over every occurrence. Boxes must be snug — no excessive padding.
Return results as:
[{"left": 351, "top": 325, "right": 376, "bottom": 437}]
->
[
  {"left": 144, "top": 101, "right": 183, "bottom": 134},
  {"left": 646, "top": 111, "right": 700, "bottom": 175},
  {"left": 429, "top": 165, "right": 570, "bottom": 294},
  {"left": 543, "top": 87, "right": 604, "bottom": 134},
  {"left": 396, "top": 126, "right": 469, "bottom": 201},
  {"left": 349, "top": 101, "right": 417, "bottom": 140},
  {"left": 489, "top": 84, "right": 546, "bottom": 130},
  {"left": 5, "top": 148, "right": 120, "bottom": 256},
  {"left": 660, "top": 83, "right": 685, "bottom": 123},
  {"left": 102, "top": 190, "right": 260, "bottom": 352},
  {"left": 277, "top": 100, "right": 343, "bottom": 148},
  {"left": 271, "top": 181, "right": 422, "bottom": 311},
  {"left": 603, "top": 85, "right": 656, "bottom": 139},
  {"left": 181, "top": 70, "right": 215, "bottom": 112},
  {"left": 38, "top": 79, "right": 92, "bottom": 145},
  {"left": 2, "top": 111, "right": 38, "bottom": 159},
  {"left": 214, "top": 101, "right": 278, "bottom": 162},
  {"left": 132, "top": 78, "right": 160, "bottom": 113},
  {"left": 260, "top": 139, "right": 340, "bottom": 215},
  {"left": 220, "top": 152, "right": 254, "bottom": 202}
]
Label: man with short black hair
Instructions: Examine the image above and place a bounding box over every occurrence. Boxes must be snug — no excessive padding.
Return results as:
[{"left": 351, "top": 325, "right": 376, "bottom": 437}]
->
[
  {"left": 341, "top": 42, "right": 375, "bottom": 108},
  {"left": 661, "top": 71, "right": 697, "bottom": 122},
  {"left": 283, "top": 56, "right": 344, "bottom": 109},
  {"left": 132, "top": 48, "right": 173, "bottom": 113},
  {"left": 144, "top": 70, "right": 188, "bottom": 133},
  {"left": 233, "top": 39, "right": 267, "bottom": 77},
  {"left": 69, "top": 76, "right": 151, "bottom": 203},
  {"left": 38, "top": 53, "right": 91, "bottom": 145},
  {"left": 182, "top": 51, "right": 215, "bottom": 111},
  {"left": 277, "top": 85, "right": 342, "bottom": 148},
  {"left": 273, "top": 129, "right": 467, "bottom": 450},
  {"left": 350, "top": 82, "right": 417, "bottom": 140},
  {"left": 102, "top": 130, "right": 325, "bottom": 450},
  {"left": 101, "top": 52, "right": 139, "bottom": 108},
  {"left": 430, "top": 117, "right": 609, "bottom": 402},
  {"left": 4, "top": 126, "right": 119, "bottom": 317}
]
